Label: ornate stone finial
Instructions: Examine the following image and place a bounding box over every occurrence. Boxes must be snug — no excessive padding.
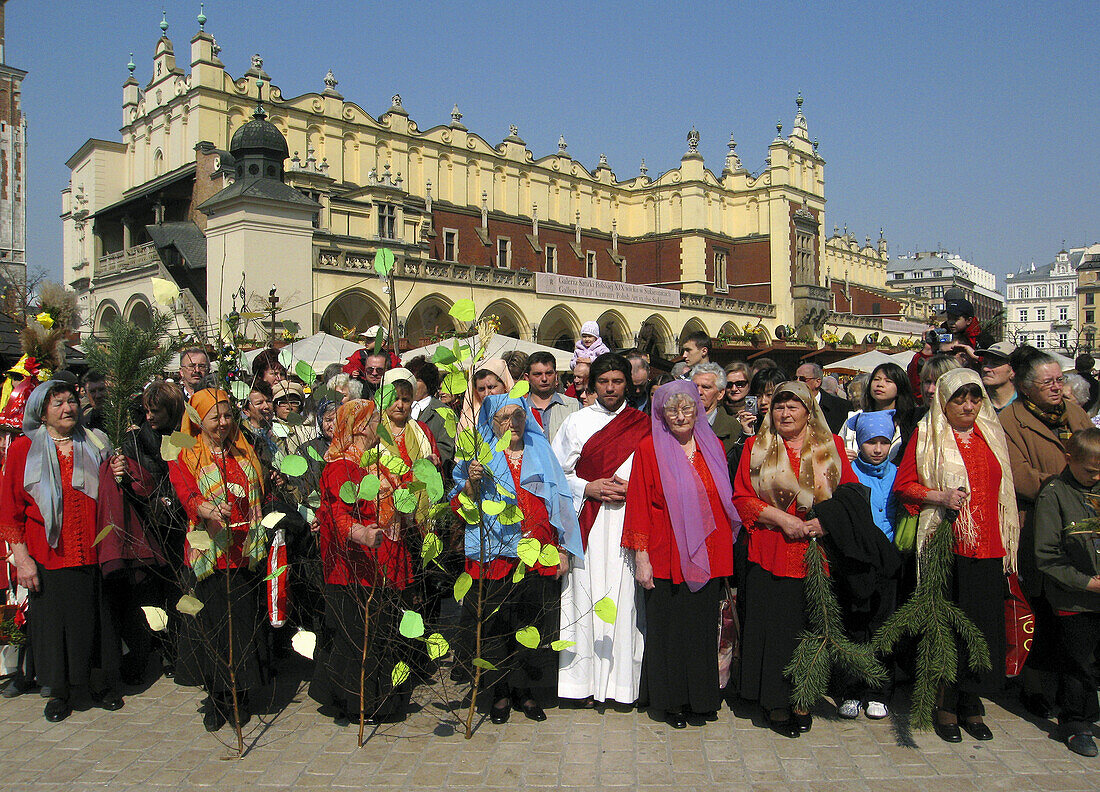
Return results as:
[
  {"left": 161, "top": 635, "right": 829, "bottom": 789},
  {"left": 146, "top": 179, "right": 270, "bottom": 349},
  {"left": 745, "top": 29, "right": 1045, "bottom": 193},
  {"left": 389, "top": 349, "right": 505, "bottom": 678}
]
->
[
  {"left": 813, "top": 138, "right": 819, "bottom": 154},
  {"left": 319, "top": 158, "right": 329, "bottom": 174},
  {"left": 796, "top": 91, "right": 803, "bottom": 110},
  {"left": 197, "top": 2, "right": 206, "bottom": 31},
  {"left": 687, "top": 125, "right": 700, "bottom": 153},
  {"left": 598, "top": 153, "right": 609, "bottom": 168},
  {"left": 725, "top": 133, "right": 741, "bottom": 172},
  {"left": 833, "top": 224, "right": 839, "bottom": 236},
  {"left": 160, "top": 8, "right": 169, "bottom": 35},
  {"left": 253, "top": 78, "right": 266, "bottom": 119},
  {"left": 510, "top": 124, "right": 518, "bottom": 137},
  {"left": 127, "top": 52, "right": 135, "bottom": 76},
  {"left": 251, "top": 53, "right": 263, "bottom": 71},
  {"left": 639, "top": 158, "right": 648, "bottom": 176},
  {"left": 391, "top": 94, "right": 403, "bottom": 109},
  {"left": 291, "top": 151, "right": 301, "bottom": 168},
  {"left": 451, "top": 103, "right": 463, "bottom": 125},
  {"left": 776, "top": 119, "right": 783, "bottom": 138},
  {"left": 324, "top": 69, "right": 338, "bottom": 90},
  {"left": 305, "top": 145, "right": 316, "bottom": 168},
  {"left": 558, "top": 134, "right": 568, "bottom": 153},
  {"left": 211, "top": 37, "right": 221, "bottom": 56}
]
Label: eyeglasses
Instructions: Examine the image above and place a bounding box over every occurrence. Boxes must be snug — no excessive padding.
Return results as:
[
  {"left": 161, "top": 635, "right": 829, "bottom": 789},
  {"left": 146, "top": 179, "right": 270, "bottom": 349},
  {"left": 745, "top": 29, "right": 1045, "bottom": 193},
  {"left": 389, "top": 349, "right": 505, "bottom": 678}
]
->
[
  {"left": 663, "top": 405, "right": 697, "bottom": 418},
  {"left": 1036, "top": 376, "right": 1066, "bottom": 389},
  {"left": 181, "top": 363, "right": 209, "bottom": 371},
  {"left": 365, "top": 366, "right": 386, "bottom": 374},
  {"left": 727, "top": 379, "right": 748, "bottom": 388}
]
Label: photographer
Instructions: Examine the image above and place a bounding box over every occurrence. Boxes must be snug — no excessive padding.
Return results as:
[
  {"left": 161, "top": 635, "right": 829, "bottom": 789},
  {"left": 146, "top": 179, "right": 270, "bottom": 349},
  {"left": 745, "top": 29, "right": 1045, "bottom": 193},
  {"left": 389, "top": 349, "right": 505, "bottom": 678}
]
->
[{"left": 907, "top": 291, "right": 989, "bottom": 402}]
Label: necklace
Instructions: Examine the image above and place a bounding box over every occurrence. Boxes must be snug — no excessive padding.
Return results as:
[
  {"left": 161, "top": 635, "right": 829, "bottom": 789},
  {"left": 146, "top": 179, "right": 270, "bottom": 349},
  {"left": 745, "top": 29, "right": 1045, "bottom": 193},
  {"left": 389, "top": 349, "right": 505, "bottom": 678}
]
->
[
  {"left": 47, "top": 432, "right": 73, "bottom": 442},
  {"left": 505, "top": 449, "right": 523, "bottom": 461}
]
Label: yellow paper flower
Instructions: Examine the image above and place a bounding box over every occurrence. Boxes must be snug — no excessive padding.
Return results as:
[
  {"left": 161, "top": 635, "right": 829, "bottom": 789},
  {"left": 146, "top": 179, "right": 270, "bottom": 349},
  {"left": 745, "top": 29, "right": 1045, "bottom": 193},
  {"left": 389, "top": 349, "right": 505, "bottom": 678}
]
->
[{"left": 36, "top": 312, "right": 54, "bottom": 329}]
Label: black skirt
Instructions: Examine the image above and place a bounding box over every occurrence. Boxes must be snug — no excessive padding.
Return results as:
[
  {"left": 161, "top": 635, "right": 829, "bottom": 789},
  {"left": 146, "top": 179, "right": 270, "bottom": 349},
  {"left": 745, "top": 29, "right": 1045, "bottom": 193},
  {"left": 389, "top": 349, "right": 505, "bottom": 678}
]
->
[
  {"left": 29, "top": 564, "right": 121, "bottom": 699},
  {"left": 460, "top": 573, "right": 560, "bottom": 702},
  {"left": 948, "top": 554, "right": 1006, "bottom": 700},
  {"left": 738, "top": 561, "right": 807, "bottom": 711},
  {"left": 175, "top": 568, "right": 266, "bottom": 695},
  {"left": 309, "top": 583, "right": 409, "bottom": 717},
  {"left": 639, "top": 577, "right": 722, "bottom": 713}
]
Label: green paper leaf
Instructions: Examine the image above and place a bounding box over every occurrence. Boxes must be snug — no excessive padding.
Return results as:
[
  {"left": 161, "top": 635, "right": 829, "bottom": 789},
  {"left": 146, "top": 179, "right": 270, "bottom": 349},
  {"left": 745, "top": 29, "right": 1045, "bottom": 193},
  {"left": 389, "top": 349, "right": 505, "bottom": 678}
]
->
[
  {"left": 141, "top": 606, "right": 169, "bottom": 633},
  {"left": 307, "top": 491, "right": 321, "bottom": 509},
  {"left": 594, "top": 597, "right": 617, "bottom": 624},
  {"left": 508, "top": 380, "right": 530, "bottom": 398},
  {"left": 442, "top": 370, "right": 468, "bottom": 396},
  {"left": 455, "top": 342, "right": 471, "bottom": 362},
  {"left": 431, "top": 345, "right": 456, "bottom": 365},
  {"left": 160, "top": 435, "right": 180, "bottom": 462},
  {"left": 93, "top": 524, "right": 115, "bottom": 546},
  {"left": 437, "top": 406, "right": 457, "bottom": 439},
  {"left": 481, "top": 499, "right": 506, "bottom": 516},
  {"left": 421, "top": 532, "right": 442, "bottom": 566},
  {"left": 412, "top": 458, "right": 444, "bottom": 502},
  {"left": 361, "top": 448, "right": 382, "bottom": 467},
  {"left": 516, "top": 537, "right": 541, "bottom": 566},
  {"left": 373, "top": 327, "right": 384, "bottom": 355},
  {"left": 264, "top": 564, "right": 288, "bottom": 582},
  {"left": 187, "top": 530, "right": 212, "bottom": 551},
  {"left": 176, "top": 594, "right": 204, "bottom": 617},
  {"left": 449, "top": 298, "right": 476, "bottom": 323},
  {"left": 294, "top": 360, "right": 315, "bottom": 382},
  {"left": 307, "top": 445, "right": 323, "bottom": 462},
  {"left": 380, "top": 453, "right": 410, "bottom": 476},
  {"left": 374, "top": 248, "right": 395, "bottom": 276},
  {"left": 515, "top": 626, "right": 541, "bottom": 649},
  {"left": 471, "top": 658, "right": 497, "bottom": 671},
  {"left": 391, "top": 660, "right": 410, "bottom": 687},
  {"left": 425, "top": 633, "right": 449, "bottom": 661},
  {"left": 453, "top": 571, "right": 473, "bottom": 602},
  {"left": 229, "top": 380, "right": 251, "bottom": 400},
  {"left": 455, "top": 428, "right": 480, "bottom": 461},
  {"left": 375, "top": 421, "right": 393, "bottom": 446},
  {"left": 550, "top": 640, "right": 576, "bottom": 651},
  {"left": 184, "top": 403, "right": 202, "bottom": 425},
  {"left": 339, "top": 481, "right": 358, "bottom": 504},
  {"left": 282, "top": 319, "right": 299, "bottom": 336},
  {"left": 279, "top": 454, "right": 307, "bottom": 477},
  {"left": 169, "top": 430, "right": 197, "bottom": 449},
  {"left": 538, "top": 544, "right": 561, "bottom": 567},
  {"left": 393, "top": 488, "right": 417, "bottom": 514},
  {"left": 398, "top": 610, "right": 425, "bottom": 639},
  {"left": 498, "top": 504, "right": 524, "bottom": 525},
  {"left": 358, "top": 474, "right": 381, "bottom": 501},
  {"left": 494, "top": 429, "right": 512, "bottom": 452},
  {"left": 284, "top": 411, "right": 306, "bottom": 426},
  {"left": 512, "top": 561, "right": 526, "bottom": 583},
  {"left": 278, "top": 347, "right": 294, "bottom": 369}
]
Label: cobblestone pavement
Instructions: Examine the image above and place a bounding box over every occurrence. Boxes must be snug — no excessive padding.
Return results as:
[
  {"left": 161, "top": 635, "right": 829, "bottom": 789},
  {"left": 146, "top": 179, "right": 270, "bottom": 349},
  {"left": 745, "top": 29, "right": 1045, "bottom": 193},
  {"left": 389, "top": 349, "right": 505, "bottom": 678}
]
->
[{"left": 0, "top": 663, "right": 1096, "bottom": 792}]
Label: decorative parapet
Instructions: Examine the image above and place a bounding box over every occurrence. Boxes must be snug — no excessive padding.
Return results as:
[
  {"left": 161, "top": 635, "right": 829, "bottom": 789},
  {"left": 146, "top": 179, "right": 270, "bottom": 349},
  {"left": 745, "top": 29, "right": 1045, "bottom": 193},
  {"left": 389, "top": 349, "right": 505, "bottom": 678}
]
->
[
  {"left": 94, "top": 241, "right": 160, "bottom": 278},
  {"left": 830, "top": 312, "right": 883, "bottom": 330},
  {"left": 680, "top": 292, "right": 776, "bottom": 318}
]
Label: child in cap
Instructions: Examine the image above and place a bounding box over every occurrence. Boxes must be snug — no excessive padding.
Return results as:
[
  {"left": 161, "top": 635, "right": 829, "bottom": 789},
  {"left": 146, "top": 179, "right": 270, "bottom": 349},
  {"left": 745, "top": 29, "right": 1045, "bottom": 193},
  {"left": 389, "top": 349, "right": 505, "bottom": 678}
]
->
[{"left": 570, "top": 321, "right": 611, "bottom": 370}]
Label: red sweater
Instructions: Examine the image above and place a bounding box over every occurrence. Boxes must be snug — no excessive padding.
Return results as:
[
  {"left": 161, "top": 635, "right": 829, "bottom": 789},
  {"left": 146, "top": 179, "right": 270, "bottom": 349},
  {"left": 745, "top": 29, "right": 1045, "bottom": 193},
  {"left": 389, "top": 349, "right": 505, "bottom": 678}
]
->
[
  {"left": 732, "top": 434, "right": 858, "bottom": 579},
  {"left": 169, "top": 454, "right": 259, "bottom": 571},
  {"left": 0, "top": 436, "right": 98, "bottom": 570},
  {"left": 622, "top": 435, "right": 734, "bottom": 582},
  {"left": 893, "top": 425, "right": 1004, "bottom": 559},
  {"left": 317, "top": 459, "right": 413, "bottom": 589}
]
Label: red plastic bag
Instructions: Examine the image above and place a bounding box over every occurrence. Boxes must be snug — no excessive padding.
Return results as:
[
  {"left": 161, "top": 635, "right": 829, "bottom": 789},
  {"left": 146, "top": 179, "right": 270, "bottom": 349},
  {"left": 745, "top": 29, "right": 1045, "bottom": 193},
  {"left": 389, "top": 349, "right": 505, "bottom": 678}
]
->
[
  {"left": 267, "top": 529, "right": 288, "bottom": 628},
  {"left": 1004, "top": 573, "right": 1033, "bottom": 678}
]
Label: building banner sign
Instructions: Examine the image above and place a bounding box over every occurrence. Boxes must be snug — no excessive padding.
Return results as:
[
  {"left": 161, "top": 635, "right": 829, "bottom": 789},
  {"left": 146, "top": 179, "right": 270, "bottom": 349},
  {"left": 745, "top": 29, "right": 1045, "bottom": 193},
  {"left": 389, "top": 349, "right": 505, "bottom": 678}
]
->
[{"left": 535, "top": 272, "right": 681, "bottom": 309}]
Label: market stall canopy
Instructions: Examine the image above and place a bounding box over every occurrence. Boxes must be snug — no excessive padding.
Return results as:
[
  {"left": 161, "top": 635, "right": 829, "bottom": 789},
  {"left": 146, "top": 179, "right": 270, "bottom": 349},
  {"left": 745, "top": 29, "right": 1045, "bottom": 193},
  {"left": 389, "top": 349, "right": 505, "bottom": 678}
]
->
[
  {"left": 890, "top": 351, "right": 916, "bottom": 368},
  {"left": 824, "top": 350, "right": 897, "bottom": 374},
  {"left": 401, "top": 335, "right": 572, "bottom": 371}
]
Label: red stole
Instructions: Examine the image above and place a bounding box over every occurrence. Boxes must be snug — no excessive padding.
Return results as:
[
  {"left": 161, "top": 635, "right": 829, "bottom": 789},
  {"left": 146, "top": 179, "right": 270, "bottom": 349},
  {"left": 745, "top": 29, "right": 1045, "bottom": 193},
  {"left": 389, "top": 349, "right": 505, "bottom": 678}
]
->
[{"left": 575, "top": 406, "right": 651, "bottom": 550}]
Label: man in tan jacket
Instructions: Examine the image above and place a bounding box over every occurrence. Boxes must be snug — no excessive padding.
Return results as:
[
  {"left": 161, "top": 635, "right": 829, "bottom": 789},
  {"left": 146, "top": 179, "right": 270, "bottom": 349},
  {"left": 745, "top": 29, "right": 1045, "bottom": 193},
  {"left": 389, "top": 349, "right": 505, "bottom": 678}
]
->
[{"left": 1000, "top": 352, "right": 1092, "bottom": 719}]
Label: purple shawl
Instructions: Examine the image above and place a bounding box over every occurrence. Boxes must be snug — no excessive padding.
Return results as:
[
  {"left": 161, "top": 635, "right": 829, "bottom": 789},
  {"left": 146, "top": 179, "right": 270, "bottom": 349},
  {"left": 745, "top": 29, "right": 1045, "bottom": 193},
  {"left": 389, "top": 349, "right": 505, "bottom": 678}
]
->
[{"left": 651, "top": 380, "right": 741, "bottom": 591}]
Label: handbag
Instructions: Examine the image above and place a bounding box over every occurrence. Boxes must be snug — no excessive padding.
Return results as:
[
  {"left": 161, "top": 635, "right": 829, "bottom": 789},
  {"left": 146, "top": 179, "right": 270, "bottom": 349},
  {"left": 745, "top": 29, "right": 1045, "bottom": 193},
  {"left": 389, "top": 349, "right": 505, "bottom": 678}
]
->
[
  {"left": 717, "top": 580, "right": 740, "bottom": 689},
  {"left": 894, "top": 512, "right": 918, "bottom": 553},
  {"left": 1004, "top": 573, "right": 1034, "bottom": 678}
]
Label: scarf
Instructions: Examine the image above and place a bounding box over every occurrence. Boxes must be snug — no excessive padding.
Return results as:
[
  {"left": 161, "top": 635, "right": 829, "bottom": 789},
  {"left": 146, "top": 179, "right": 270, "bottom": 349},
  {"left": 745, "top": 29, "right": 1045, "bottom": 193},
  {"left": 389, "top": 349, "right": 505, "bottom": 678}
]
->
[
  {"left": 651, "top": 381, "right": 741, "bottom": 591},
  {"left": 913, "top": 367, "right": 1020, "bottom": 574},
  {"left": 1020, "top": 394, "right": 1074, "bottom": 442},
  {"left": 458, "top": 358, "right": 515, "bottom": 431},
  {"left": 178, "top": 389, "right": 266, "bottom": 579},
  {"left": 449, "top": 394, "right": 583, "bottom": 562},
  {"left": 382, "top": 415, "right": 434, "bottom": 522},
  {"left": 324, "top": 399, "right": 402, "bottom": 539},
  {"left": 22, "top": 380, "right": 110, "bottom": 549},
  {"left": 749, "top": 381, "right": 842, "bottom": 515}
]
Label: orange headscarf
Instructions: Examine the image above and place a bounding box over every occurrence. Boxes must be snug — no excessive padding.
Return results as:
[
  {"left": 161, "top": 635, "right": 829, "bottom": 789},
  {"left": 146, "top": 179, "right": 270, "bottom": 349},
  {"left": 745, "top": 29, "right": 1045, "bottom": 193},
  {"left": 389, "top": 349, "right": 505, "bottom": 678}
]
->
[
  {"left": 325, "top": 398, "right": 378, "bottom": 464},
  {"left": 178, "top": 388, "right": 262, "bottom": 478}
]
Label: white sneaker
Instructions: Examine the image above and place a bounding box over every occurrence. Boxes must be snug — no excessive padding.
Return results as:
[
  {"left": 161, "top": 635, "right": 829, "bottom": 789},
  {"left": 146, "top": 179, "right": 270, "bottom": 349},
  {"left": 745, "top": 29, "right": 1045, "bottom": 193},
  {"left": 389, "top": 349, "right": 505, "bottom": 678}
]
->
[
  {"left": 838, "top": 699, "right": 862, "bottom": 719},
  {"left": 865, "top": 701, "right": 889, "bottom": 719}
]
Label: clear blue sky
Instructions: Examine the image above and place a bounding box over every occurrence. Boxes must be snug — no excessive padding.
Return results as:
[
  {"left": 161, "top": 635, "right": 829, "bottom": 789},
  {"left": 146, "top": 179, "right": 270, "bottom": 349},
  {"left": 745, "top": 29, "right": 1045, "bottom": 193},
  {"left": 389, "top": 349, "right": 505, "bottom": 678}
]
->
[{"left": 9, "top": 0, "right": 1098, "bottom": 286}]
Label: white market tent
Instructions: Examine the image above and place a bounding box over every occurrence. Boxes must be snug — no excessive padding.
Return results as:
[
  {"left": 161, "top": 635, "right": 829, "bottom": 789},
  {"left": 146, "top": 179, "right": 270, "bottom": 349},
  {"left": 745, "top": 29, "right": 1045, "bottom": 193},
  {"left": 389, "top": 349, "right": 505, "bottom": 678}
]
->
[
  {"left": 401, "top": 335, "right": 572, "bottom": 371},
  {"left": 890, "top": 350, "right": 916, "bottom": 368},
  {"left": 242, "top": 332, "right": 365, "bottom": 374},
  {"left": 824, "top": 350, "right": 897, "bottom": 374}
]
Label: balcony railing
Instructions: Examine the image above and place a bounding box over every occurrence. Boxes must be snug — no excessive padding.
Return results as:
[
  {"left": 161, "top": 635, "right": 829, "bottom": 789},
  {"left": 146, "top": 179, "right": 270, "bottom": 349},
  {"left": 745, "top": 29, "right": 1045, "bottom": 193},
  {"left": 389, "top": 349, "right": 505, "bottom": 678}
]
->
[{"left": 95, "top": 241, "right": 160, "bottom": 278}]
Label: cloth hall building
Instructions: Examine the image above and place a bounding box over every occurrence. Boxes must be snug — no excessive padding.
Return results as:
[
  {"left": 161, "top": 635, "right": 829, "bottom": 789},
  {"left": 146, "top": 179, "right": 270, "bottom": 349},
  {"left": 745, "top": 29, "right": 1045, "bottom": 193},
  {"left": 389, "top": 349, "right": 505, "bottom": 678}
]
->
[{"left": 61, "top": 14, "right": 926, "bottom": 358}]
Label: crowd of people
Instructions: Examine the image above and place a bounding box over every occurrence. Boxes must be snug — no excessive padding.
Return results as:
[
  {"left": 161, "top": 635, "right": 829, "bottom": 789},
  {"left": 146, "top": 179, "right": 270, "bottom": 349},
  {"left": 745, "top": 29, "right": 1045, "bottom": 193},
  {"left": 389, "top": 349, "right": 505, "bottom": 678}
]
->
[{"left": 0, "top": 307, "right": 1097, "bottom": 758}]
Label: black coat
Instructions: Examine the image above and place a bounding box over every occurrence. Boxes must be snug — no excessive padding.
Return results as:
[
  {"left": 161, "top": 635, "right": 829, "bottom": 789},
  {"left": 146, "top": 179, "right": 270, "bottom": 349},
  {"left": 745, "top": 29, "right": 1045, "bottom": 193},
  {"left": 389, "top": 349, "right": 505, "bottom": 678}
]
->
[{"left": 817, "top": 390, "right": 851, "bottom": 435}]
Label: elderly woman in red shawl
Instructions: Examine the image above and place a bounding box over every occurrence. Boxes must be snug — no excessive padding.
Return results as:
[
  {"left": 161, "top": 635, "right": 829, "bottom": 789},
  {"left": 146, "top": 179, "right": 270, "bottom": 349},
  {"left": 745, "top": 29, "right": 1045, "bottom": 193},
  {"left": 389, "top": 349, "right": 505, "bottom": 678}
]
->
[
  {"left": 623, "top": 380, "right": 740, "bottom": 729},
  {"left": 309, "top": 399, "right": 413, "bottom": 728},
  {"left": 167, "top": 388, "right": 268, "bottom": 733},
  {"left": 732, "top": 380, "right": 858, "bottom": 738}
]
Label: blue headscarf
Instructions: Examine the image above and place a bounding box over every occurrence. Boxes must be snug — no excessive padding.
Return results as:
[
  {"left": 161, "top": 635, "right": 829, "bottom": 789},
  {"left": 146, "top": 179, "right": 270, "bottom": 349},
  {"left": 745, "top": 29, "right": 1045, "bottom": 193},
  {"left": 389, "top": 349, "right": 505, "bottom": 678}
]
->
[
  {"left": 23, "top": 379, "right": 111, "bottom": 548},
  {"left": 449, "top": 393, "right": 583, "bottom": 563}
]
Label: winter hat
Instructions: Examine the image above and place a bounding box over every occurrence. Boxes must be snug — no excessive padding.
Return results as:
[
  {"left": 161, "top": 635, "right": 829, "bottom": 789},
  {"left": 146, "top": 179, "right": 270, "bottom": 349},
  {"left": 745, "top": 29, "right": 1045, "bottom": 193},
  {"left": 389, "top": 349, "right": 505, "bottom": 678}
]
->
[
  {"left": 847, "top": 409, "right": 896, "bottom": 447},
  {"left": 581, "top": 321, "right": 600, "bottom": 338}
]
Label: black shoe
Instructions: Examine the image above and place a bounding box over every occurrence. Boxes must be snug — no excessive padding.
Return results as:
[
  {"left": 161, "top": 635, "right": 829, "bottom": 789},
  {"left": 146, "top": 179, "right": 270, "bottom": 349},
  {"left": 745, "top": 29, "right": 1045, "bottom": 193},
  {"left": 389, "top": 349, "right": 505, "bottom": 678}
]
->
[
  {"left": 99, "top": 695, "right": 125, "bottom": 712},
  {"left": 961, "top": 719, "right": 993, "bottom": 741},
  {"left": 792, "top": 711, "right": 813, "bottom": 733},
  {"left": 203, "top": 707, "right": 227, "bottom": 732},
  {"left": 1021, "top": 692, "right": 1054, "bottom": 720},
  {"left": 333, "top": 711, "right": 351, "bottom": 728},
  {"left": 162, "top": 662, "right": 175, "bottom": 679},
  {"left": 934, "top": 720, "right": 962, "bottom": 743},
  {"left": 490, "top": 700, "right": 511, "bottom": 725},
  {"left": 764, "top": 709, "right": 799, "bottom": 739},
  {"left": 1066, "top": 732, "right": 1098, "bottom": 757},
  {"left": 666, "top": 710, "right": 687, "bottom": 729},
  {"left": 44, "top": 698, "right": 71, "bottom": 723},
  {"left": 517, "top": 700, "right": 546, "bottom": 722}
]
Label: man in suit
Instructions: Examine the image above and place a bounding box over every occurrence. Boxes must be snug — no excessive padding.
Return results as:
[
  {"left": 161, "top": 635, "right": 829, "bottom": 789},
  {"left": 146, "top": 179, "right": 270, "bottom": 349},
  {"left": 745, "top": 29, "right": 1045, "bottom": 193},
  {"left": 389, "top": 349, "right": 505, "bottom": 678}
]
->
[
  {"left": 404, "top": 355, "right": 455, "bottom": 471},
  {"left": 691, "top": 362, "right": 743, "bottom": 477},
  {"left": 796, "top": 362, "right": 849, "bottom": 434}
]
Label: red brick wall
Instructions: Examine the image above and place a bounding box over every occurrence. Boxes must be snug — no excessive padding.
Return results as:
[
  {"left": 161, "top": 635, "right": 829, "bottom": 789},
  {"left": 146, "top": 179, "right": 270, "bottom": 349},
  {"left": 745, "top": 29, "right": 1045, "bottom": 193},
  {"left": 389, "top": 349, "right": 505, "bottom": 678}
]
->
[{"left": 830, "top": 281, "right": 904, "bottom": 317}]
